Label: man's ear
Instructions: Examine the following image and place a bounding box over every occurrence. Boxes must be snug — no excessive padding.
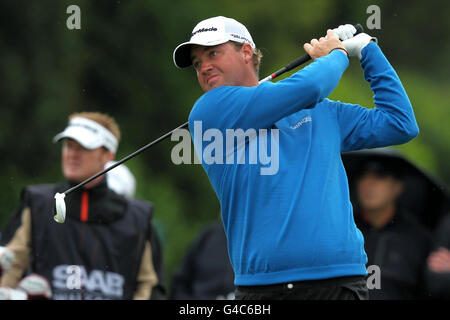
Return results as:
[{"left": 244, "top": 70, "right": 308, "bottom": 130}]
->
[{"left": 241, "top": 43, "right": 254, "bottom": 64}]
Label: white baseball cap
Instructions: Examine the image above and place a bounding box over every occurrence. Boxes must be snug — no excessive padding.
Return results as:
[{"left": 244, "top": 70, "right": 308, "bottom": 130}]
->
[
  {"left": 53, "top": 117, "right": 118, "bottom": 153},
  {"left": 105, "top": 161, "right": 136, "bottom": 198},
  {"left": 173, "top": 16, "right": 256, "bottom": 69}
]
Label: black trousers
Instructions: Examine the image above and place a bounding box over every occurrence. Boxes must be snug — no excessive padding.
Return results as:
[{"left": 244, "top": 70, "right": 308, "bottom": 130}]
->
[{"left": 235, "top": 275, "right": 369, "bottom": 300}]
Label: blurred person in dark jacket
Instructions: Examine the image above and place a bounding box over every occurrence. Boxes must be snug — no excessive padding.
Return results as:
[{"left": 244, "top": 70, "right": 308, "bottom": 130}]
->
[
  {"left": 425, "top": 213, "right": 450, "bottom": 299},
  {"left": 106, "top": 160, "right": 167, "bottom": 300},
  {"left": 170, "top": 221, "right": 235, "bottom": 300},
  {"left": 0, "top": 112, "right": 158, "bottom": 299},
  {"left": 354, "top": 159, "right": 432, "bottom": 299}
]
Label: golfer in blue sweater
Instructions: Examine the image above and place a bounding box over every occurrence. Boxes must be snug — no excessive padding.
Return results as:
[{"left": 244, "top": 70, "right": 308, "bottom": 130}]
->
[{"left": 173, "top": 17, "right": 418, "bottom": 300}]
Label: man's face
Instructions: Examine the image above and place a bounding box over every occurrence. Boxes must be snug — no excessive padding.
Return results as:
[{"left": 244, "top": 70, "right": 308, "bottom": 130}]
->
[
  {"left": 191, "top": 42, "right": 253, "bottom": 92},
  {"left": 62, "top": 139, "right": 113, "bottom": 183},
  {"left": 357, "top": 172, "right": 403, "bottom": 212}
]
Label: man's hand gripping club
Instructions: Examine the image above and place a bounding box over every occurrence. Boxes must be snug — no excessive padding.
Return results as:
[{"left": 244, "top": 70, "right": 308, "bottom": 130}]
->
[
  {"left": 303, "top": 29, "right": 348, "bottom": 60},
  {"left": 304, "top": 24, "right": 377, "bottom": 60}
]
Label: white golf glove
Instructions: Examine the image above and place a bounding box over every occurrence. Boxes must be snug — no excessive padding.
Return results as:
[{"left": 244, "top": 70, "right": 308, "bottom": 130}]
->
[
  {"left": 332, "top": 24, "right": 357, "bottom": 41},
  {"left": 0, "top": 246, "right": 15, "bottom": 277},
  {"left": 18, "top": 274, "right": 52, "bottom": 299},
  {"left": 342, "top": 33, "right": 377, "bottom": 60}
]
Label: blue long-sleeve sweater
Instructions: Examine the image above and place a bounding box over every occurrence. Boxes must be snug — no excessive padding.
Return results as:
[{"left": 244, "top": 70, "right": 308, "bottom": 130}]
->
[{"left": 188, "top": 42, "right": 419, "bottom": 285}]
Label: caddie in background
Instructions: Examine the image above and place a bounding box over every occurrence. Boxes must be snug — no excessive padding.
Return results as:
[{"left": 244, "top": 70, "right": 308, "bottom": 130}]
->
[
  {"left": 105, "top": 161, "right": 167, "bottom": 299},
  {"left": 0, "top": 112, "right": 158, "bottom": 300},
  {"left": 173, "top": 16, "right": 419, "bottom": 299}
]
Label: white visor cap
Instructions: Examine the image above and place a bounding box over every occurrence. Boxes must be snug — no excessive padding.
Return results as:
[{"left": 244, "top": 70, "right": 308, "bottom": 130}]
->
[
  {"left": 53, "top": 117, "right": 118, "bottom": 153},
  {"left": 173, "top": 16, "right": 255, "bottom": 69}
]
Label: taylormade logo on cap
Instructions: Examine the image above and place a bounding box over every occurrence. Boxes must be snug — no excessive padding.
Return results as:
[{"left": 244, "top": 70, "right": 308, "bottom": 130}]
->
[
  {"left": 173, "top": 16, "right": 255, "bottom": 68},
  {"left": 191, "top": 27, "right": 218, "bottom": 37}
]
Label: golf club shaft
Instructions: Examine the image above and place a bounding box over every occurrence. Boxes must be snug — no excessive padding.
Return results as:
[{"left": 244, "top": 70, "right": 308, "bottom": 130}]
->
[
  {"left": 63, "top": 121, "right": 188, "bottom": 195},
  {"left": 62, "top": 70, "right": 284, "bottom": 196},
  {"left": 62, "top": 23, "right": 363, "bottom": 196}
]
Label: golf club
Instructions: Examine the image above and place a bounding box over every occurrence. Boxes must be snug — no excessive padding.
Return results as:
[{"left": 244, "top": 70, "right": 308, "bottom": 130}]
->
[{"left": 53, "top": 23, "right": 364, "bottom": 223}]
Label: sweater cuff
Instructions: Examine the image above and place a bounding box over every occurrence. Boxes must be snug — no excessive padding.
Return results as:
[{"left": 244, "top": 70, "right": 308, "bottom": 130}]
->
[{"left": 328, "top": 47, "right": 350, "bottom": 63}]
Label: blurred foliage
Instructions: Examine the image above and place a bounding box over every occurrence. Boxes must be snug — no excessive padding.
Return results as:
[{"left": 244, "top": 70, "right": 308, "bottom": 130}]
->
[{"left": 0, "top": 0, "right": 448, "bottom": 294}]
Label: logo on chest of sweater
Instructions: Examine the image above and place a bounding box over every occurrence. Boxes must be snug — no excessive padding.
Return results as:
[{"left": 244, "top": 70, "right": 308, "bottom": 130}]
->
[{"left": 290, "top": 116, "right": 312, "bottom": 130}]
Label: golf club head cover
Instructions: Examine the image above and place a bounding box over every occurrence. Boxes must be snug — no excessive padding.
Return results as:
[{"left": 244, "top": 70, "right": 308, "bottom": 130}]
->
[
  {"left": 17, "top": 274, "right": 52, "bottom": 300},
  {"left": 0, "top": 287, "right": 28, "bottom": 300},
  {"left": 342, "top": 33, "right": 378, "bottom": 60},
  {"left": 0, "top": 246, "right": 15, "bottom": 277}
]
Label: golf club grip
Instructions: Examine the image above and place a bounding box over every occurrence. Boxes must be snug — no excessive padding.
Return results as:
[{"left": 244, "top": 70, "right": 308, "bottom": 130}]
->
[
  {"left": 276, "top": 23, "right": 364, "bottom": 76},
  {"left": 354, "top": 23, "right": 364, "bottom": 35}
]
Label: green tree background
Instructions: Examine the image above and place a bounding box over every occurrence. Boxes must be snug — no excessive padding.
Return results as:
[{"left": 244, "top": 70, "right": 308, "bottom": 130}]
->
[{"left": 0, "top": 0, "right": 448, "bottom": 294}]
